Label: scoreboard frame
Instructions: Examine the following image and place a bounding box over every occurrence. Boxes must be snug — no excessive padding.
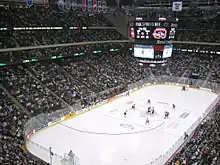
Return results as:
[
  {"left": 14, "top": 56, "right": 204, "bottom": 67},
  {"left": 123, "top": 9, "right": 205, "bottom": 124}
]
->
[{"left": 129, "top": 17, "right": 178, "bottom": 44}]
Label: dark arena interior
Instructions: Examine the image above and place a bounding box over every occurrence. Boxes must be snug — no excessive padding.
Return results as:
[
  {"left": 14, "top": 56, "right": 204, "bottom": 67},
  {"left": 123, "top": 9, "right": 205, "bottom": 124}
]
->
[{"left": 0, "top": 0, "right": 220, "bottom": 165}]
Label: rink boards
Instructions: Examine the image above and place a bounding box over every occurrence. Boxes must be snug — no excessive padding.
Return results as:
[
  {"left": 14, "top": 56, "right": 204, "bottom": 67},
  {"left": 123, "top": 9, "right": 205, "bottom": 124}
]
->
[{"left": 25, "top": 83, "right": 219, "bottom": 165}]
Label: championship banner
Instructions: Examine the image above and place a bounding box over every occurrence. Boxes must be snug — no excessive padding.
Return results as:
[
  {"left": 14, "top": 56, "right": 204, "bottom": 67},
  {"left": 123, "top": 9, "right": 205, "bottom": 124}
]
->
[
  {"left": 43, "top": 0, "right": 49, "bottom": 8},
  {"left": 82, "top": 0, "right": 87, "bottom": 11},
  {"left": 172, "top": 1, "right": 182, "bottom": 11},
  {"left": 26, "top": 0, "right": 33, "bottom": 7},
  {"left": 92, "top": 0, "right": 97, "bottom": 12},
  {"left": 87, "top": 0, "right": 92, "bottom": 11},
  {"left": 65, "top": 0, "right": 71, "bottom": 10}
]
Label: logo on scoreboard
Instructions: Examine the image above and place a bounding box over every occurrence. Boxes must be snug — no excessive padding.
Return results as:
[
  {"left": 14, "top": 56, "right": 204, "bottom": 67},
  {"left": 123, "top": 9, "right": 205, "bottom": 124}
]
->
[{"left": 152, "top": 28, "right": 167, "bottom": 40}]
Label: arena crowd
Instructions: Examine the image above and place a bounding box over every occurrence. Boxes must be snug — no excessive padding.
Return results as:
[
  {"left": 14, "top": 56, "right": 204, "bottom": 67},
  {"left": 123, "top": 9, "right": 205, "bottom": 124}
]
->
[{"left": 0, "top": 4, "right": 220, "bottom": 165}]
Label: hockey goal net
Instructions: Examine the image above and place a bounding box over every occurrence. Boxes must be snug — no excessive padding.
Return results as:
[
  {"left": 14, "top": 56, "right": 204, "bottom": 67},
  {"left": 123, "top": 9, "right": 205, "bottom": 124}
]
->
[{"left": 61, "top": 153, "right": 80, "bottom": 165}]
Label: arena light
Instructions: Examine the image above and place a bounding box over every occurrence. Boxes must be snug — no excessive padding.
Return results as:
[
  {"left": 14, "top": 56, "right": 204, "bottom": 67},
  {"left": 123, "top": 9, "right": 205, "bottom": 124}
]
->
[
  {"left": 23, "top": 60, "right": 30, "bottom": 63},
  {"left": 13, "top": 27, "right": 63, "bottom": 30},
  {"left": 57, "top": 55, "right": 63, "bottom": 59},
  {"left": 110, "top": 49, "right": 119, "bottom": 52},
  {"left": 135, "top": 17, "right": 143, "bottom": 21},
  {"left": 93, "top": 50, "right": 102, "bottom": 53},
  {"left": 30, "top": 58, "right": 38, "bottom": 62},
  {"left": 0, "top": 63, "right": 6, "bottom": 66},
  {"left": 74, "top": 52, "right": 85, "bottom": 56},
  {"left": 159, "top": 18, "right": 167, "bottom": 21},
  {"left": 50, "top": 56, "right": 57, "bottom": 59},
  {"left": 0, "top": 28, "right": 7, "bottom": 30}
]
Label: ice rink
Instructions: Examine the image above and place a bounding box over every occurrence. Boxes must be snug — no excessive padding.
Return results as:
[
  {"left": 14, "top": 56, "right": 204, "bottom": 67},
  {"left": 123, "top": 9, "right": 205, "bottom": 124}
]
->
[{"left": 26, "top": 85, "right": 218, "bottom": 165}]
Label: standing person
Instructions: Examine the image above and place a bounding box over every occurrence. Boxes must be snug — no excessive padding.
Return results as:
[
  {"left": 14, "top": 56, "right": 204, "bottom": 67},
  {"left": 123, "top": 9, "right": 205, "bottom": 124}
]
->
[{"left": 145, "top": 118, "right": 150, "bottom": 124}]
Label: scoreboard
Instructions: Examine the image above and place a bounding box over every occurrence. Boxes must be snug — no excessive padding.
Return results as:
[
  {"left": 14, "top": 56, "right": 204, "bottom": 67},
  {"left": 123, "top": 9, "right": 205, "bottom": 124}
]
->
[
  {"left": 129, "top": 18, "right": 178, "bottom": 64},
  {"left": 129, "top": 18, "right": 178, "bottom": 44}
]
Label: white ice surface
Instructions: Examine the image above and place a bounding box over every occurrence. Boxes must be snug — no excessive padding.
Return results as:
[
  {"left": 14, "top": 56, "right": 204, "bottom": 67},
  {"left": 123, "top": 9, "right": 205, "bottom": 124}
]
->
[{"left": 26, "top": 85, "right": 218, "bottom": 165}]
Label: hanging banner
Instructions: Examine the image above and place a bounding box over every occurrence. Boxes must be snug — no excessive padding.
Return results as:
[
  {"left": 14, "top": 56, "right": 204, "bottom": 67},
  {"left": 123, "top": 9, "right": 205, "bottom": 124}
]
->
[
  {"left": 92, "top": 0, "right": 97, "bottom": 12},
  {"left": 87, "top": 0, "right": 92, "bottom": 12},
  {"left": 97, "top": 0, "right": 101, "bottom": 13},
  {"left": 82, "top": 0, "right": 87, "bottom": 11},
  {"left": 65, "top": 0, "right": 71, "bottom": 10},
  {"left": 26, "top": 0, "right": 33, "bottom": 7},
  {"left": 43, "top": 0, "right": 49, "bottom": 8},
  {"left": 72, "top": 0, "right": 77, "bottom": 10},
  {"left": 172, "top": 1, "right": 182, "bottom": 11}
]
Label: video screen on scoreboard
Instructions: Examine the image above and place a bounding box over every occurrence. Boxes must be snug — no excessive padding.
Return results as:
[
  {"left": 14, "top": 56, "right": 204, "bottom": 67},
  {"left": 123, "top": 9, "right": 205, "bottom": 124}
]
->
[
  {"left": 163, "top": 45, "right": 173, "bottom": 58},
  {"left": 134, "top": 44, "right": 154, "bottom": 59}
]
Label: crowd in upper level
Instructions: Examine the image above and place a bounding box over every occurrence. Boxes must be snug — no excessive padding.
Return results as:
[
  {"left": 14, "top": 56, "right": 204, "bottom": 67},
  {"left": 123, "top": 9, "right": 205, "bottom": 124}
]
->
[
  {"left": 0, "top": 29, "right": 125, "bottom": 48},
  {"left": 0, "top": 5, "right": 220, "bottom": 50},
  {"left": 136, "top": 9, "right": 220, "bottom": 43},
  {"left": 0, "top": 5, "right": 112, "bottom": 28}
]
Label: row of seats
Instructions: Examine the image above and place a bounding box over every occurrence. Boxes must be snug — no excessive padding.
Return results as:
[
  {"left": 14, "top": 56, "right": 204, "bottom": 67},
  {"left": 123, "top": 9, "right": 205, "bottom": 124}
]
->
[
  {"left": 0, "top": 6, "right": 112, "bottom": 27},
  {"left": 0, "top": 29, "right": 125, "bottom": 48},
  {"left": 2, "top": 27, "right": 220, "bottom": 49},
  {"left": 1, "top": 43, "right": 220, "bottom": 84}
]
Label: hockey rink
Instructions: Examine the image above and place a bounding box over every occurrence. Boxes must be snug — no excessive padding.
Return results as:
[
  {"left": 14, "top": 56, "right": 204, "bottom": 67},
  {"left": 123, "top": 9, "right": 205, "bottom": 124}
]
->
[{"left": 26, "top": 85, "right": 218, "bottom": 165}]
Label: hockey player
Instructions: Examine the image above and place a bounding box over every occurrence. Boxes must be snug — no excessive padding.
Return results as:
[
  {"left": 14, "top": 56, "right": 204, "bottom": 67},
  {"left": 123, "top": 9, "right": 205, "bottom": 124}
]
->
[
  {"left": 182, "top": 86, "right": 186, "bottom": 91},
  {"left": 164, "top": 111, "right": 169, "bottom": 119},
  {"left": 147, "top": 99, "right": 151, "bottom": 104},
  {"left": 124, "top": 110, "right": 127, "bottom": 118},
  {"left": 147, "top": 106, "right": 151, "bottom": 113},
  {"left": 68, "top": 150, "right": 75, "bottom": 157},
  {"left": 131, "top": 104, "right": 135, "bottom": 109},
  {"left": 151, "top": 107, "right": 155, "bottom": 115},
  {"left": 145, "top": 118, "right": 149, "bottom": 124},
  {"left": 68, "top": 150, "right": 75, "bottom": 163},
  {"left": 172, "top": 104, "right": 175, "bottom": 109},
  {"left": 184, "top": 132, "right": 188, "bottom": 140}
]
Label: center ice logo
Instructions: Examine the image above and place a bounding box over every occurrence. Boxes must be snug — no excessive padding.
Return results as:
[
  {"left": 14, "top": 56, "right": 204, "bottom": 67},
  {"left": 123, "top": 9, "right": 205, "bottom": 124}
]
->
[{"left": 120, "top": 124, "right": 135, "bottom": 130}]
